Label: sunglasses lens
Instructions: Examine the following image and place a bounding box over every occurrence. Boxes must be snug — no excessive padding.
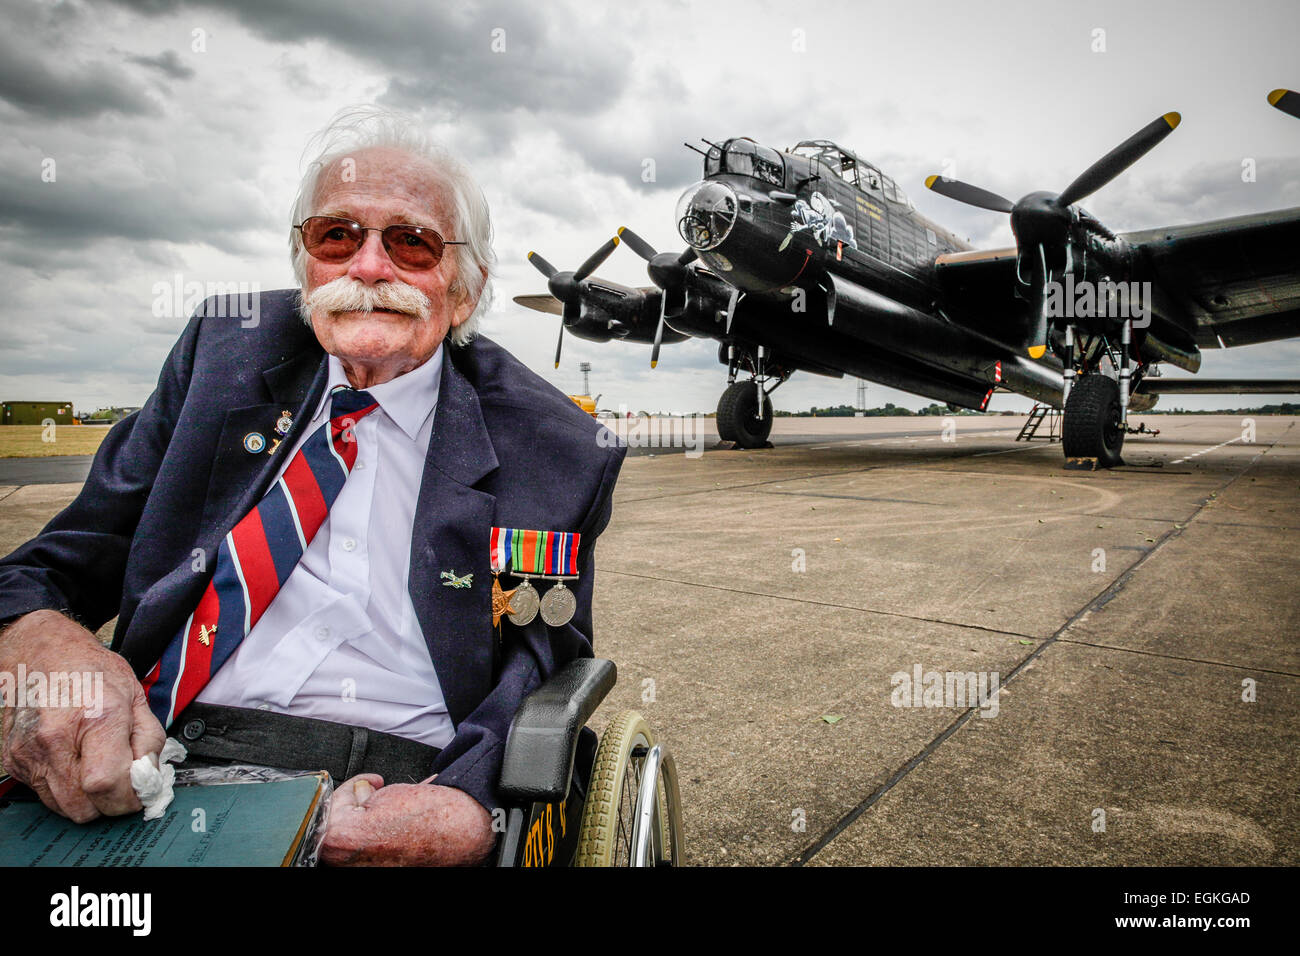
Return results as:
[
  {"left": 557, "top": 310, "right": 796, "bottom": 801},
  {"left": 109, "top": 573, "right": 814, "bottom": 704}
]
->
[
  {"left": 383, "top": 225, "right": 444, "bottom": 269},
  {"left": 301, "top": 217, "right": 363, "bottom": 262}
]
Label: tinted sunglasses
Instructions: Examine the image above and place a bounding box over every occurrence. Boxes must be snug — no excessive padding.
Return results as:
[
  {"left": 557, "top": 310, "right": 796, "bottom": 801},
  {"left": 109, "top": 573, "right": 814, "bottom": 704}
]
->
[{"left": 295, "top": 215, "right": 465, "bottom": 270}]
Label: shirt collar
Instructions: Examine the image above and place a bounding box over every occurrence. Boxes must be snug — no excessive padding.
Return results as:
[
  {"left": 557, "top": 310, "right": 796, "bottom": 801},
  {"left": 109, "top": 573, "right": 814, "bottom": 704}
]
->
[{"left": 323, "top": 345, "right": 444, "bottom": 441}]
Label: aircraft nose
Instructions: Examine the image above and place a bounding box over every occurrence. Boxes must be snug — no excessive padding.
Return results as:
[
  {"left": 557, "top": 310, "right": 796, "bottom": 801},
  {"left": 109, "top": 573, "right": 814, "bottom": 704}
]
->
[{"left": 676, "top": 180, "right": 740, "bottom": 250}]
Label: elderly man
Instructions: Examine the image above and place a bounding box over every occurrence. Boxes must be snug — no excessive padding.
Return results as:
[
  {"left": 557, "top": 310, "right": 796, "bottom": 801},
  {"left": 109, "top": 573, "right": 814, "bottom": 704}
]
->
[{"left": 0, "top": 107, "right": 625, "bottom": 865}]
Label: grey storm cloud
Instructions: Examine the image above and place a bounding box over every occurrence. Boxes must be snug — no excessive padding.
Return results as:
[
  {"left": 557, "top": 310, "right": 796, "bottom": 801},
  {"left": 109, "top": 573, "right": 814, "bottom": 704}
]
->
[
  {"left": 127, "top": 50, "right": 197, "bottom": 81},
  {"left": 109, "top": 0, "right": 632, "bottom": 117},
  {"left": 0, "top": 158, "right": 274, "bottom": 254},
  {"left": 0, "top": 30, "right": 158, "bottom": 119}
]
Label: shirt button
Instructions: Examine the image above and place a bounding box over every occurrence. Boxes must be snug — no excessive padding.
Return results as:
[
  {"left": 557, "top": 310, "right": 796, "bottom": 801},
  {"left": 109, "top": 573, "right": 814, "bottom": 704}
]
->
[
  {"left": 316, "top": 626, "right": 331, "bottom": 640},
  {"left": 355, "top": 461, "right": 366, "bottom": 470},
  {"left": 342, "top": 538, "right": 357, "bottom": 552}
]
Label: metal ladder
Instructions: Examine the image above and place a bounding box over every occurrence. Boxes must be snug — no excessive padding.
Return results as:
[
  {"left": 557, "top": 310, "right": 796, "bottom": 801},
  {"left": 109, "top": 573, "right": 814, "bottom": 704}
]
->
[{"left": 1016, "top": 403, "right": 1060, "bottom": 441}]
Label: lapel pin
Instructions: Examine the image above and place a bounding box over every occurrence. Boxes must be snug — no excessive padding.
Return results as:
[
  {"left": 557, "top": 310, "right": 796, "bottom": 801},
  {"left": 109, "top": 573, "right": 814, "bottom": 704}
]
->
[
  {"left": 197, "top": 623, "right": 217, "bottom": 646},
  {"left": 243, "top": 432, "right": 266, "bottom": 454},
  {"left": 440, "top": 570, "right": 473, "bottom": 589},
  {"left": 275, "top": 410, "right": 294, "bottom": 437}
]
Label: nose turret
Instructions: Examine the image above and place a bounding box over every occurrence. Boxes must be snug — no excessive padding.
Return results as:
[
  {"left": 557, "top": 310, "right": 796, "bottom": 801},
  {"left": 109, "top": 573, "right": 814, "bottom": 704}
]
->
[{"left": 676, "top": 180, "right": 740, "bottom": 251}]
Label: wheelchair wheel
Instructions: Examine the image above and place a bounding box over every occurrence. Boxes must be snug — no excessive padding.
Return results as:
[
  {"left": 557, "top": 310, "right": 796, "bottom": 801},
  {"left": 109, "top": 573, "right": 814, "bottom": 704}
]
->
[{"left": 574, "top": 710, "right": 683, "bottom": 866}]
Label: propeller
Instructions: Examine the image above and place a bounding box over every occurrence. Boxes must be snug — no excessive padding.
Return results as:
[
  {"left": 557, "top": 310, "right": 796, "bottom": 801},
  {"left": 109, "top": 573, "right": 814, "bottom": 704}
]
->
[
  {"left": 1269, "top": 89, "right": 1300, "bottom": 120},
  {"left": 526, "top": 237, "right": 620, "bottom": 368},
  {"left": 616, "top": 226, "right": 697, "bottom": 367},
  {"left": 925, "top": 112, "right": 1180, "bottom": 358}
]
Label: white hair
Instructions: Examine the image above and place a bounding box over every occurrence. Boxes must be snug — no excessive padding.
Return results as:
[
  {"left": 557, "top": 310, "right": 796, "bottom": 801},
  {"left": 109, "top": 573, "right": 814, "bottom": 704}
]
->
[{"left": 289, "top": 105, "right": 495, "bottom": 347}]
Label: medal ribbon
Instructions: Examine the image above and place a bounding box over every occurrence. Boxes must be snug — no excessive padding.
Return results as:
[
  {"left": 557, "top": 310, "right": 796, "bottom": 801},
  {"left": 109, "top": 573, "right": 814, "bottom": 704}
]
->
[{"left": 490, "top": 527, "right": 581, "bottom": 576}]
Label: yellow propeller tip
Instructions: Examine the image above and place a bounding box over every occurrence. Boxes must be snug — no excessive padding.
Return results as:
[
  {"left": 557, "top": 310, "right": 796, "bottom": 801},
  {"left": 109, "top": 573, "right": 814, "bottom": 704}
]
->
[
  {"left": 1027, "top": 345, "right": 1047, "bottom": 359},
  {"left": 924, "top": 174, "right": 939, "bottom": 189},
  {"left": 650, "top": 361, "right": 658, "bottom": 369},
  {"left": 617, "top": 226, "right": 627, "bottom": 236},
  {"left": 1268, "top": 89, "right": 1289, "bottom": 106},
  {"left": 527, "top": 251, "right": 535, "bottom": 259},
  {"left": 611, "top": 236, "right": 620, "bottom": 246},
  {"left": 1162, "top": 111, "right": 1181, "bottom": 130}
]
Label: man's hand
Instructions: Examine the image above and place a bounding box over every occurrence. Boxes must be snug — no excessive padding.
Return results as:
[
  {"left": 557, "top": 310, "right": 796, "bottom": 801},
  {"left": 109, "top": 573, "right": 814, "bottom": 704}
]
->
[
  {"left": 0, "top": 609, "right": 166, "bottom": 822},
  {"left": 321, "top": 774, "right": 495, "bottom": 866}
]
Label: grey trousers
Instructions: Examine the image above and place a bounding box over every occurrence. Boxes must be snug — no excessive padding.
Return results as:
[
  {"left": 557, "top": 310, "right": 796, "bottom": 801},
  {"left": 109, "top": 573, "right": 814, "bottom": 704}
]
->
[{"left": 173, "top": 702, "right": 442, "bottom": 785}]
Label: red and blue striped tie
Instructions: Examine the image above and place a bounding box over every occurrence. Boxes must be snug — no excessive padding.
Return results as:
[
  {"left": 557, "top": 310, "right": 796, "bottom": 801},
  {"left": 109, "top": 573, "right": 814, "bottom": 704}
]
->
[{"left": 142, "top": 387, "right": 380, "bottom": 727}]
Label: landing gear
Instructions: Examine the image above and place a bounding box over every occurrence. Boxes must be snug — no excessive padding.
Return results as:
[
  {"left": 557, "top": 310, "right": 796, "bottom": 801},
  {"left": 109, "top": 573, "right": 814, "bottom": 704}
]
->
[
  {"left": 1062, "top": 374, "right": 1124, "bottom": 467},
  {"left": 717, "top": 381, "right": 772, "bottom": 448}
]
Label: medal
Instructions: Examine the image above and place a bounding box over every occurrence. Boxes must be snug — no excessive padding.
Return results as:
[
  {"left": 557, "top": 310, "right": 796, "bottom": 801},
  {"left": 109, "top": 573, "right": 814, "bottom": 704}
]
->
[
  {"left": 539, "top": 580, "right": 576, "bottom": 627},
  {"left": 490, "top": 526, "right": 582, "bottom": 629},
  {"left": 491, "top": 574, "right": 517, "bottom": 629},
  {"left": 275, "top": 410, "right": 294, "bottom": 437},
  {"left": 508, "top": 577, "right": 540, "bottom": 626}
]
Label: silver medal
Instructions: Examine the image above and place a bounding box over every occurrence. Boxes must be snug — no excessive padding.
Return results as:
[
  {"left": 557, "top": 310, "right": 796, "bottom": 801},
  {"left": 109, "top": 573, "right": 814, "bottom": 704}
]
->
[
  {"left": 508, "top": 577, "right": 540, "bottom": 626},
  {"left": 539, "top": 580, "right": 577, "bottom": 627}
]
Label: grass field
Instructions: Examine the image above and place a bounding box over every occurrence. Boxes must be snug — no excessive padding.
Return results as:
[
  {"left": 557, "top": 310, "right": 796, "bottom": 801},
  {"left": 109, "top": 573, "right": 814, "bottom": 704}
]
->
[{"left": 0, "top": 424, "right": 110, "bottom": 458}]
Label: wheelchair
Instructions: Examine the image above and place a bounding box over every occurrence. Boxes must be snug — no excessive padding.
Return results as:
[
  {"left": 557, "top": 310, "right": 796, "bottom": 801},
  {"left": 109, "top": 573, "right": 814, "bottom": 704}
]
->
[{"left": 494, "top": 658, "right": 683, "bottom": 867}]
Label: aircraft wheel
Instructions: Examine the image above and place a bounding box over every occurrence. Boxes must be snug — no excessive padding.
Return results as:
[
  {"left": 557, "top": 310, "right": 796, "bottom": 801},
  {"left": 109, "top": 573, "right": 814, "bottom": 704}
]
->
[
  {"left": 717, "top": 381, "right": 772, "bottom": 448},
  {"left": 1062, "top": 374, "right": 1124, "bottom": 467},
  {"left": 715, "top": 385, "right": 740, "bottom": 442}
]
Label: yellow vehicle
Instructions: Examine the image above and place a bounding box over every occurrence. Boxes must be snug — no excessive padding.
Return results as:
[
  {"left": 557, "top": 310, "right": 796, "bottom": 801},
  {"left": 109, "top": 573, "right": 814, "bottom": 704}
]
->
[{"left": 567, "top": 393, "right": 599, "bottom": 417}]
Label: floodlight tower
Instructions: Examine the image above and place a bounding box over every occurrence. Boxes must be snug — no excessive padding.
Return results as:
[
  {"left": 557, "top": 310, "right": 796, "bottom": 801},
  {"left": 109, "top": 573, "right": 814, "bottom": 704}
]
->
[{"left": 579, "top": 361, "right": 592, "bottom": 395}]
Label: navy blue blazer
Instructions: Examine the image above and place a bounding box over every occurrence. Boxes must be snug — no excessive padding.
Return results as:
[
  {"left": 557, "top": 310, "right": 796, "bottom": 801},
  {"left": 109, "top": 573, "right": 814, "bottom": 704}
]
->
[{"left": 0, "top": 289, "right": 626, "bottom": 814}]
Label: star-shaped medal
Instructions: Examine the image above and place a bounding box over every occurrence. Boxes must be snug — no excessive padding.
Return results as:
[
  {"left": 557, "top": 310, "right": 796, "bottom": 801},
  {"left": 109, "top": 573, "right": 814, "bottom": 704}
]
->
[{"left": 491, "top": 574, "right": 517, "bottom": 629}]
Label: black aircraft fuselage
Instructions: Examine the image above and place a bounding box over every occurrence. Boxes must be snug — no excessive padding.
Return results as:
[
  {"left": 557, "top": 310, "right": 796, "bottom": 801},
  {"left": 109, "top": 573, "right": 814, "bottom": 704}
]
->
[{"left": 637, "top": 137, "right": 1065, "bottom": 411}]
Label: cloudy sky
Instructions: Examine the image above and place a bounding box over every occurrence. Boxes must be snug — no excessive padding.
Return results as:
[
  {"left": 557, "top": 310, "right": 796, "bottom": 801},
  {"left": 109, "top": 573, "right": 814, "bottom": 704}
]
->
[{"left": 1, "top": 0, "right": 1297, "bottom": 415}]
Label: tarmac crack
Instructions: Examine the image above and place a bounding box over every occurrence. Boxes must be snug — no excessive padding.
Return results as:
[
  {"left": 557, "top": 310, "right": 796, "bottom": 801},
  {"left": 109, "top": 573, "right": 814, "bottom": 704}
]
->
[
  {"left": 1054, "top": 637, "right": 1300, "bottom": 678},
  {"left": 791, "top": 432, "right": 1281, "bottom": 866},
  {"left": 601, "top": 567, "right": 1043, "bottom": 640}
]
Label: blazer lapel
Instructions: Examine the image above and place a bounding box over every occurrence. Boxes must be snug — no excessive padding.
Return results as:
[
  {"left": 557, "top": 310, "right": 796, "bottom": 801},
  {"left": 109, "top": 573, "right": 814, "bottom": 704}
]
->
[
  {"left": 198, "top": 349, "right": 328, "bottom": 541},
  {"left": 407, "top": 350, "right": 500, "bottom": 726}
]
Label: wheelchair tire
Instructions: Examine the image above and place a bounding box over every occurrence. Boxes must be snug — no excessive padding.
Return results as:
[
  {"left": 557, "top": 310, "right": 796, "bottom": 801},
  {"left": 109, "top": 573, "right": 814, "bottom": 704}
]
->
[{"left": 574, "top": 710, "right": 682, "bottom": 866}]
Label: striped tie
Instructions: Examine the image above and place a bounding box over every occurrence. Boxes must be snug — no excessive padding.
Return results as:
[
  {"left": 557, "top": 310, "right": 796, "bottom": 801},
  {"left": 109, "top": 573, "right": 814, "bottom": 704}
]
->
[{"left": 142, "top": 387, "right": 380, "bottom": 727}]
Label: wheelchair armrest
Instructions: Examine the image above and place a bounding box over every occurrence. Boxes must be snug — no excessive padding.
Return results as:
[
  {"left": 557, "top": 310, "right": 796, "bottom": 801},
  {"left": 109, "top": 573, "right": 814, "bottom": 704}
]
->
[{"left": 499, "top": 657, "right": 617, "bottom": 805}]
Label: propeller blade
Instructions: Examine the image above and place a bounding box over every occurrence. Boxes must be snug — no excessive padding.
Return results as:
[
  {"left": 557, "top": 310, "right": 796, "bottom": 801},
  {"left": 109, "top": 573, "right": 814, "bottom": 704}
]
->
[
  {"left": 553, "top": 323, "right": 564, "bottom": 369},
  {"left": 650, "top": 292, "right": 667, "bottom": 368},
  {"left": 924, "top": 175, "right": 1015, "bottom": 214},
  {"left": 724, "top": 287, "right": 740, "bottom": 334},
  {"left": 678, "top": 248, "right": 698, "bottom": 266},
  {"left": 573, "top": 237, "right": 620, "bottom": 282},
  {"left": 1057, "top": 112, "right": 1180, "bottom": 207},
  {"left": 1269, "top": 88, "right": 1300, "bottom": 119},
  {"left": 1027, "top": 245, "right": 1050, "bottom": 358},
  {"left": 527, "top": 251, "right": 558, "bottom": 280},
  {"left": 617, "top": 226, "right": 657, "bottom": 261},
  {"left": 512, "top": 293, "right": 564, "bottom": 316}
]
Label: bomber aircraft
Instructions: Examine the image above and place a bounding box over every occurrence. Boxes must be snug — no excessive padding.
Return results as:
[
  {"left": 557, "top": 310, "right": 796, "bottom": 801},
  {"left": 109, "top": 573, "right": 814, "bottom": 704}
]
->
[{"left": 516, "top": 93, "right": 1300, "bottom": 467}]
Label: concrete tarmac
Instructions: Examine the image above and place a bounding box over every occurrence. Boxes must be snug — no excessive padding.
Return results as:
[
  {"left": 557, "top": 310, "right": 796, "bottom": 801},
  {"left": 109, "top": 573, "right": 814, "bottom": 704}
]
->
[{"left": 0, "top": 414, "right": 1294, "bottom": 865}]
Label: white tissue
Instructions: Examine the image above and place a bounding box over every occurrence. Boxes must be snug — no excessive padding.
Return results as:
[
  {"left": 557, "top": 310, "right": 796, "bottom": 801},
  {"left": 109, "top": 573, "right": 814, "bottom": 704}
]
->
[{"left": 130, "top": 737, "right": 188, "bottom": 821}]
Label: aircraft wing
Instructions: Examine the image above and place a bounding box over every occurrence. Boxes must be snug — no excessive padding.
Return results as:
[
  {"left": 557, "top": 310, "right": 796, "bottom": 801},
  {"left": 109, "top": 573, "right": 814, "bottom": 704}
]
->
[{"left": 933, "top": 206, "right": 1300, "bottom": 349}]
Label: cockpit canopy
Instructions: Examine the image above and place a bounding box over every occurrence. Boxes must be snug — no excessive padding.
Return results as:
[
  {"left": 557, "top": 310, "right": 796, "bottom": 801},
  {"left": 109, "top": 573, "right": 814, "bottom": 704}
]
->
[
  {"left": 704, "top": 138, "right": 785, "bottom": 187},
  {"left": 789, "top": 140, "right": 911, "bottom": 207}
]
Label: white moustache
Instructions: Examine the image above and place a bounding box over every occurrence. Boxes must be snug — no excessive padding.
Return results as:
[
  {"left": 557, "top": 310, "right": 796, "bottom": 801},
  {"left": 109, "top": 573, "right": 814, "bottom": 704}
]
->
[{"left": 305, "top": 276, "right": 432, "bottom": 321}]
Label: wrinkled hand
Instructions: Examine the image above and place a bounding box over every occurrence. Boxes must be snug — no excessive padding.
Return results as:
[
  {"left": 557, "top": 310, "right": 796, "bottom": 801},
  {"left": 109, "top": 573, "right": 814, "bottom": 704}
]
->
[
  {"left": 0, "top": 609, "right": 166, "bottom": 822},
  {"left": 321, "top": 774, "right": 495, "bottom": 866}
]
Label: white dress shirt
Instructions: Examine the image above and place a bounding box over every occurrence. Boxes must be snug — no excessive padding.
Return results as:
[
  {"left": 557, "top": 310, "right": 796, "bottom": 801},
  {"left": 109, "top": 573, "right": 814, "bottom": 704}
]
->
[{"left": 197, "top": 346, "right": 455, "bottom": 748}]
